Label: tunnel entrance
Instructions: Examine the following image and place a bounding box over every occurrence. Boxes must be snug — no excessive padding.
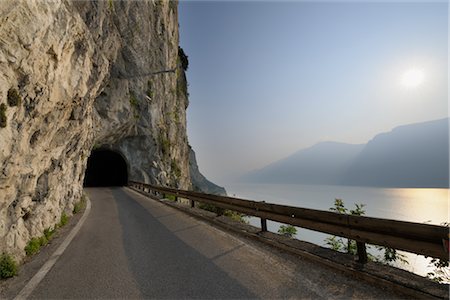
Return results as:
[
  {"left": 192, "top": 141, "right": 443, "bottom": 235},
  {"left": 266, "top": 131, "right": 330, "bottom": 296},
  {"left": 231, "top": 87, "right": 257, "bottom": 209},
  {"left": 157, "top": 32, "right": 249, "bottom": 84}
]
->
[{"left": 84, "top": 149, "right": 128, "bottom": 187}]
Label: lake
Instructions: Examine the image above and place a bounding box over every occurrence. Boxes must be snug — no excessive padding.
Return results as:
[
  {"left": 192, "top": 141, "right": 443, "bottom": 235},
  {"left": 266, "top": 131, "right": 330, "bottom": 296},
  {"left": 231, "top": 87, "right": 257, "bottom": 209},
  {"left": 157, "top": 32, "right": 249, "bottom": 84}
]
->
[{"left": 224, "top": 182, "right": 449, "bottom": 277}]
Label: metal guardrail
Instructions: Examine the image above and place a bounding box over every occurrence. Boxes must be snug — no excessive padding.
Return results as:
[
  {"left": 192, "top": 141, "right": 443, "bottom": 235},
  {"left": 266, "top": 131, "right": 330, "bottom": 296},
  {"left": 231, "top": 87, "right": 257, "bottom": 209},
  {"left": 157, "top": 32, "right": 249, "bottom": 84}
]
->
[{"left": 129, "top": 181, "right": 449, "bottom": 262}]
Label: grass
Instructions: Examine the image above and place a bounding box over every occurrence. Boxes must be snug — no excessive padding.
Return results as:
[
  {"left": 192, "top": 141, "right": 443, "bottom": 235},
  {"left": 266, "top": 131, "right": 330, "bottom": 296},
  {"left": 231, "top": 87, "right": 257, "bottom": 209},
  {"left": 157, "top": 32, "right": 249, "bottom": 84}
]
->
[
  {"left": 25, "top": 237, "right": 45, "bottom": 256},
  {"left": 171, "top": 159, "right": 182, "bottom": 178},
  {"left": 43, "top": 227, "right": 55, "bottom": 241},
  {"left": 198, "top": 203, "right": 248, "bottom": 223},
  {"left": 73, "top": 195, "right": 86, "bottom": 214},
  {"left": 0, "top": 253, "right": 17, "bottom": 279},
  {"left": 129, "top": 94, "right": 140, "bottom": 120},
  {"left": 25, "top": 212, "right": 69, "bottom": 257},
  {"left": 158, "top": 133, "right": 170, "bottom": 156},
  {"left": 58, "top": 213, "right": 68, "bottom": 227}
]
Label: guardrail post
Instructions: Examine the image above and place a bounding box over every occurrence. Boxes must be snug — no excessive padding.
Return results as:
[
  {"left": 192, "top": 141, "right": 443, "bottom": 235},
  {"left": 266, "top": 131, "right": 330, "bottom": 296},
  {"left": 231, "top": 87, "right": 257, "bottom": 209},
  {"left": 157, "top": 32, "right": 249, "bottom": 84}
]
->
[
  {"left": 261, "top": 218, "right": 267, "bottom": 232},
  {"left": 260, "top": 201, "right": 267, "bottom": 232},
  {"left": 356, "top": 242, "right": 368, "bottom": 263}
]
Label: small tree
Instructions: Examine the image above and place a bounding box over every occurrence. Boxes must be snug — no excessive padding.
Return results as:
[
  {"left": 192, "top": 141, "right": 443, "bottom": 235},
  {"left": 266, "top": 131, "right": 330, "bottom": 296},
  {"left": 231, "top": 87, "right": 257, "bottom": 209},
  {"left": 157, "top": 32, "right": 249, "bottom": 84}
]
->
[{"left": 325, "top": 199, "right": 408, "bottom": 265}]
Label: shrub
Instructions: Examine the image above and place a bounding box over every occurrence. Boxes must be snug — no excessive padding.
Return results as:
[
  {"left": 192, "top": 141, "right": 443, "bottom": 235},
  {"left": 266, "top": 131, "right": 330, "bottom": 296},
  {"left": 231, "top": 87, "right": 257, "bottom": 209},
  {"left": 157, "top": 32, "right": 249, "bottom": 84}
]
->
[
  {"left": 278, "top": 225, "right": 297, "bottom": 238},
  {"left": 166, "top": 194, "right": 177, "bottom": 201},
  {"left": 198, "top": 203, "right": 225, "bottom": 216},
  {"left": 178, "top": 46, "right": 189, "bottom": 71},
  {"left": 224, "top": 210, "right": 248, "bottom": 224},
  {"left": 0, "top": 253, "right": 17, "bottom": 279},
  {"left": 7, "top": 88, "right": 21, "bottom": 106},
  {"left": 0, "top": 103, "right": 6, "bottom": 128}
]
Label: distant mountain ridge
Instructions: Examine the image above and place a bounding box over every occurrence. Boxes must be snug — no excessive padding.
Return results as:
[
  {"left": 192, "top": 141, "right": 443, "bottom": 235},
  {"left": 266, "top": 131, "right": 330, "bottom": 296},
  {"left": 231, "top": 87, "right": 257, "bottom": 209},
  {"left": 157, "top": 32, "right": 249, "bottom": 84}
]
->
[{"left": 243, "top": 118, "right": 449, "bottom": 188}]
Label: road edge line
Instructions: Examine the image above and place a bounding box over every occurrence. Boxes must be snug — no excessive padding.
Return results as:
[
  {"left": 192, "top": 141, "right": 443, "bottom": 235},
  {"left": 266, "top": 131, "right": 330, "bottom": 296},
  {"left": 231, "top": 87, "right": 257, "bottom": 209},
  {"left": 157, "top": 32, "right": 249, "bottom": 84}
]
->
[{"left": 14, "top": 194, "right": 92, "bottom": 300}]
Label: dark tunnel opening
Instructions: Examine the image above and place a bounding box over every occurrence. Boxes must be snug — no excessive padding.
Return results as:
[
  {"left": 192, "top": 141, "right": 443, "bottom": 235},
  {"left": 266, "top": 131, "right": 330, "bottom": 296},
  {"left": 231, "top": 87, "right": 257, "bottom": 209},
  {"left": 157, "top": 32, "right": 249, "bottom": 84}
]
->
[{"left": 84, "top": 149, "right": 128, "bottom": 187}]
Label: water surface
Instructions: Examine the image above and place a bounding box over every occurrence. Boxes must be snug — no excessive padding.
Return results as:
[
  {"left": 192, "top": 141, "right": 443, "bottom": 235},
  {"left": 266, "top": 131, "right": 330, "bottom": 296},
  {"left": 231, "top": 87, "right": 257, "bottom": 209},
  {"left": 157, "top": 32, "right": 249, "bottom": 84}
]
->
[{"left": 224, "top": 183, "right": 449, "bottom": 277}]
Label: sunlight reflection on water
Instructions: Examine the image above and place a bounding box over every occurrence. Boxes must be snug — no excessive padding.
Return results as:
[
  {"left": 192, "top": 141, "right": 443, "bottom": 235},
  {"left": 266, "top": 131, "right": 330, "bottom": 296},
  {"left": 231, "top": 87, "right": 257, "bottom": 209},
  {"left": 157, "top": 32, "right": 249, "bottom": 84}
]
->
[{"left": 224, "top": 183, "right": 449, "bottom": 278}]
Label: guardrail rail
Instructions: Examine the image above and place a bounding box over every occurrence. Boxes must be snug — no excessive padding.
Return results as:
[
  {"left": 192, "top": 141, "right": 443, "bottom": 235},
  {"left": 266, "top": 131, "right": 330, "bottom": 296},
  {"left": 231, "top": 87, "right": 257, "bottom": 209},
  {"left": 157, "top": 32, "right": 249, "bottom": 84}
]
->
[{"left": 129, "top": 180, "right": 449, "bottom": 263}]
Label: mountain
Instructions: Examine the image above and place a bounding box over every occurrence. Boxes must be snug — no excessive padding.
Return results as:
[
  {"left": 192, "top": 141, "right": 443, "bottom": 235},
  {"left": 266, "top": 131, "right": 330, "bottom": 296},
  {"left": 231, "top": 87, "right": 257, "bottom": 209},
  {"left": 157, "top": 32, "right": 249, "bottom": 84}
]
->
[
  {"left": 243, "top": 142, "right": 365, "bottom": 185},
  {"left": 340, "top": 118, "right": 449, "bottom": 188},
  {"left": 244, "top": 118, "right": 449, "bottom": 188}
]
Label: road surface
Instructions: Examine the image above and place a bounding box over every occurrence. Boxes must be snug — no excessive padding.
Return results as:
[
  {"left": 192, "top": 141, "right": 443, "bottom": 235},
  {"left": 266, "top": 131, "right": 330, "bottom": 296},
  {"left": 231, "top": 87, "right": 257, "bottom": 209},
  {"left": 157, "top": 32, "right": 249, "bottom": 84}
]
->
[{"left": 28, "top": 187, "right": 403, "bottom": 299}]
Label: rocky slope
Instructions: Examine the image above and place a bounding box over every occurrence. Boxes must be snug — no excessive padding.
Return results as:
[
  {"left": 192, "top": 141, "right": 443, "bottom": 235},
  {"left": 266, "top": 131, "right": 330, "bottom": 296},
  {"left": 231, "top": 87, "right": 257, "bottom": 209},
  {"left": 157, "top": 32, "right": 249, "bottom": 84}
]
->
[
  {"left": 189, "top": 146, "right": 227, "bottom": 196},
  {"left": 0, "top": 0, "right": 201, "bottom": 260}
]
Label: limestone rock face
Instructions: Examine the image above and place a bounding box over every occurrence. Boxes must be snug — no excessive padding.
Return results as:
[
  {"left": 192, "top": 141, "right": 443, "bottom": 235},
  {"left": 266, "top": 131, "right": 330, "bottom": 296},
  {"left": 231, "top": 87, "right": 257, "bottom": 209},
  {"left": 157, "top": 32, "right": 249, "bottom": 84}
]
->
[
  {"left": 0, "top": 0, "right": 191, "bottom": 260},
  {"left": 189, "top": 147, "right": 227, "bottom": 196}
]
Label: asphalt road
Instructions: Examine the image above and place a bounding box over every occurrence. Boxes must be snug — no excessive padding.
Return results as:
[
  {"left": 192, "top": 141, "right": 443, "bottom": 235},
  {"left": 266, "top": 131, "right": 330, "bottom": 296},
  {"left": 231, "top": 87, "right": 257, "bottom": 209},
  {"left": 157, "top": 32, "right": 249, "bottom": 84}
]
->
[{"left": 28, "top": 187, "right": 403, "bottom": 299}]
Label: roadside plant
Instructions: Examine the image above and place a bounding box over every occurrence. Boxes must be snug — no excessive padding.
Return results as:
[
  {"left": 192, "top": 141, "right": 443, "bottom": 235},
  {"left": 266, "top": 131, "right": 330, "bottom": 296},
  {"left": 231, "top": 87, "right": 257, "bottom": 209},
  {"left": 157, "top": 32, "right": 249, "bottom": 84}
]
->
[
  {"left": 73, "top": 195, "right": 86, "bottom": 214},
  {"left": 278, "top": 225, "right": 297, "bottom": 238},
  {"left": 44, "top": 227, "right": 55, "bottom": 241},
  {"left": 427, "top": 222, "right": 450, "bottom": 283},
  {"left": 325, "top": 199, "right": 408, "bottom": 265},
  {"left": 427, "top": 258, "right": 450, "bottom": 283},
  {"left": 25, "top": 237, "right": 44, "bottom": 256},
  {"left": 0, "top": 253, "right": 17, "bottom": 279},
  {"left": 58, "top": 213, "right": 68, "bottom": 227}
]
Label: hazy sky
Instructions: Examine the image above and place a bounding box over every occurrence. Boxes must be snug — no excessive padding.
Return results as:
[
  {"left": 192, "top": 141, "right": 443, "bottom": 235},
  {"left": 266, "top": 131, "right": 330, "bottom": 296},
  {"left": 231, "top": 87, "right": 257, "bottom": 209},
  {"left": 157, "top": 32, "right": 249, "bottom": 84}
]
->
[{"left": 179, "top": 1, "right": 448, "bottom": 184}]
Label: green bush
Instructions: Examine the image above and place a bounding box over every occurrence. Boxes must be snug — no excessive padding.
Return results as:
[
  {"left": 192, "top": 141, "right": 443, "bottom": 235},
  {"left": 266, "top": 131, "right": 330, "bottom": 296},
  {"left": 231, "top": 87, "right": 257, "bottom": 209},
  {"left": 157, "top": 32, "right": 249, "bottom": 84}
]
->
[
  {"left": 278, "top": 225, "right": 297, "bottom": 238},
  {"left": 0, "top": 253, "right": 17, "bottom": 279},
  {"left": 0, "top": 103, "right": 6, "bottom": 128},
  {"left": 7, "top": 88, "right": 21, "bottom": 106}
]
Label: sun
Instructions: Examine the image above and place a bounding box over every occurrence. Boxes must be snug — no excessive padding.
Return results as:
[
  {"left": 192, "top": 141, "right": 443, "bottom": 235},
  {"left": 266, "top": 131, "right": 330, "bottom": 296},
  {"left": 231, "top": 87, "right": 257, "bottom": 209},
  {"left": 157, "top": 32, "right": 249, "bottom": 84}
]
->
[{"left": 401, "top": 68, "right": 425, "bottom": 88}]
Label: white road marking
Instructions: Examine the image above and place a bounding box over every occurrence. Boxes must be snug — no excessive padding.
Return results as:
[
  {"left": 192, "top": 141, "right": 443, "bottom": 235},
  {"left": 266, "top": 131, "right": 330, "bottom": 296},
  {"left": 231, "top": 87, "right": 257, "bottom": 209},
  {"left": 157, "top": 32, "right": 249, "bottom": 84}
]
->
[{"left": 14, "top": 195, "right": 92, "bottom": 300}]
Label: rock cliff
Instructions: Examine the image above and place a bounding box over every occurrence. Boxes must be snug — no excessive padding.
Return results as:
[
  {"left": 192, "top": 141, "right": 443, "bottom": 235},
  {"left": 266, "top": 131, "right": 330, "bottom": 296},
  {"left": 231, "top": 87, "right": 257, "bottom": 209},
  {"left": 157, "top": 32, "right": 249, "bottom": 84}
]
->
[{"left": 0, "top": 0, "right": 205, "bottom": 260}]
